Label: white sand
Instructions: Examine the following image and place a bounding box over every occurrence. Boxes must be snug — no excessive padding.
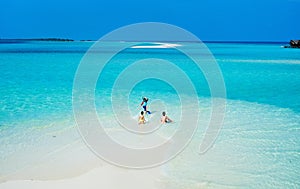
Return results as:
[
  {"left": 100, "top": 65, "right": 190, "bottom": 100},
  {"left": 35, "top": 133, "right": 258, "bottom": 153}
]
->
[
  {"left": 0, "top": 164, "right": 163, "bottom": 189},
  {"left": 0, "top": 127, "right": 165, "bottom": 189},
  {"left": 131, "top": 43, "right": 182, "bottom": 49}
]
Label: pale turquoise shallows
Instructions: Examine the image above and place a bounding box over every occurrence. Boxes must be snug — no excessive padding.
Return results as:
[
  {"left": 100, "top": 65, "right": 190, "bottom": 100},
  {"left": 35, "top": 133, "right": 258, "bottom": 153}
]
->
[{"left": 0, "top": 41, "right": 299, "bottom": 188}]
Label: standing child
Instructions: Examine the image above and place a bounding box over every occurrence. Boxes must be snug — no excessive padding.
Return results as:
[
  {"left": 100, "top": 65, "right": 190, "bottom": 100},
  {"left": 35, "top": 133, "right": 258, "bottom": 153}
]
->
[{"left": 140, "top": 97, "right": 151, "bottom": 114}]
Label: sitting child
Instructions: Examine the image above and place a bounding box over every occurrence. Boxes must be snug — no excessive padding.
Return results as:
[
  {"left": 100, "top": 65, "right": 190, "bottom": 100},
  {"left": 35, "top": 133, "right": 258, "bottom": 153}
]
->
[
  {"left": 160, "top": 111, "right": 173, "bottom": 123},
  {"left": 138, "top": 111, "right": 146, "bottom": 124}
]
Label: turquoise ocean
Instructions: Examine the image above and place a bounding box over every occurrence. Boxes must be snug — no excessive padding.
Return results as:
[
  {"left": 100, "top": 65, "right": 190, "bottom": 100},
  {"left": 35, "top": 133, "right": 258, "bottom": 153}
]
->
[{"left": 0, "top": 40, "right": 300, "bottom": 188}]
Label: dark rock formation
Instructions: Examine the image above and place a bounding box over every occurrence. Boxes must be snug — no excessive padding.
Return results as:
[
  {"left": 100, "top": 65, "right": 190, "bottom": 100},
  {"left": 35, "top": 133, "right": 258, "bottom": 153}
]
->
[
  {"left": 283, "top": 40, "right": 300, "bottom": 48},
  {"left": 289, "top": 40, "right": 300, "bottom": 48}
]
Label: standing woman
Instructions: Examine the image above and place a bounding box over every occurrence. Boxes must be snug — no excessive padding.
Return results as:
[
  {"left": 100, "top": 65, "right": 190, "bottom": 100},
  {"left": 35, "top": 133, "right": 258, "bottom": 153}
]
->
[{"left": 140, "top": 97, "right": 151, "bottom": 114}]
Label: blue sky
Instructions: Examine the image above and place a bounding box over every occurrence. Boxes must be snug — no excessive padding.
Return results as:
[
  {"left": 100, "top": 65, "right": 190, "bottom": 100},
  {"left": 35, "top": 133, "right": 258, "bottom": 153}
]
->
[{"left": 0, "top": 0, "right": 299, "bottom": 41}]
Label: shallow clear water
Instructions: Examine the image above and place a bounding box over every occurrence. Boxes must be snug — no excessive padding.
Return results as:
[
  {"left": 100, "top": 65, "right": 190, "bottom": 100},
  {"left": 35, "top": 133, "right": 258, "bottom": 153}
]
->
[{"left": 0, "top": 41, "right": 300, "bottom": 188}]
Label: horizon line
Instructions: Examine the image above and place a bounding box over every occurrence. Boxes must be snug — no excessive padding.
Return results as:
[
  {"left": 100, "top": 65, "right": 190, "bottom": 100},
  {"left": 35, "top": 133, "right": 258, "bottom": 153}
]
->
[{"left": 0, "top": 38, "right": 291, "bottom": 44}]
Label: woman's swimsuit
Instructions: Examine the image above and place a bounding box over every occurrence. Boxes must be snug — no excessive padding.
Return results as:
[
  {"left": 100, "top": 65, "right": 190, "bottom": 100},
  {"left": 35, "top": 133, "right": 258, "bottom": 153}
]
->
[{"left": 142, "top": 99, "right": 151, "bottom": 114}]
